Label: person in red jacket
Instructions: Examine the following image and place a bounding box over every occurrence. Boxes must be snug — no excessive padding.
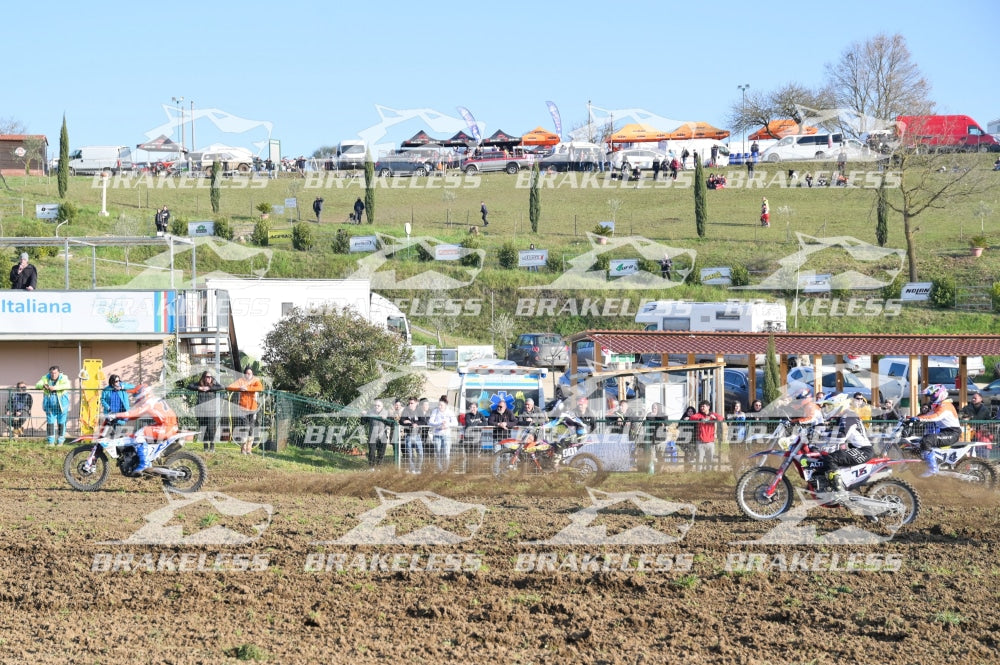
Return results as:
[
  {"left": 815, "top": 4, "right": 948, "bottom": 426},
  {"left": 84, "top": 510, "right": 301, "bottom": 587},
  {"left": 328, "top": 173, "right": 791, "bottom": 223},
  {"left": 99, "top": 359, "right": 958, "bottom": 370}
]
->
[
  {"left": 688, "top": 400, "right": 722, "bottom": 471},
  {"left": 108, "top": 385, "right": 179, "bottom": 473}
]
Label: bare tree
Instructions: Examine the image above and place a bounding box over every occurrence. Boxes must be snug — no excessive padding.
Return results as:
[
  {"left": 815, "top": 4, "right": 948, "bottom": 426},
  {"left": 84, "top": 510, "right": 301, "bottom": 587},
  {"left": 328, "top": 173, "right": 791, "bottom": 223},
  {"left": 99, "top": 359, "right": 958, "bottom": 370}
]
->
[
  {"left": 887, "top": 150, "right": 988, "bottom": 281},
  {"left": 824, "top": 33, "right": 933, "bottom": 134},
  {"left": 16, "top": 136, "right": 47, "bottom": 175},
  {"left": 0, "top": 117, "right": 27, "bottom": 135},
  {"left": 728, "top": 84, "right": 830, "bottom": 140}
]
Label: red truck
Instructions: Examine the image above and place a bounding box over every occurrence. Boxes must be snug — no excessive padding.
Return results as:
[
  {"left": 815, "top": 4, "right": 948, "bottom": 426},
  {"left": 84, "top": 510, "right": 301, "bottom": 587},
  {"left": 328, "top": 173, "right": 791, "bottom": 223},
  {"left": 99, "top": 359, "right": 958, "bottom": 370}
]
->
[{"left": 895, "top": 114, "right": 1000, "bottom": 153}]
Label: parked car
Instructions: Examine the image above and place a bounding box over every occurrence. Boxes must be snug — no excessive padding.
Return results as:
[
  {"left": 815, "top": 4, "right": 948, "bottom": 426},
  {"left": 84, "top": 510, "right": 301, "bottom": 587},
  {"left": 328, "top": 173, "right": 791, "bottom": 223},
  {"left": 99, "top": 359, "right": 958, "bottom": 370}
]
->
[
  {"left": 461, "top": 150, "right": 536, "bottom": 174},
  {"left": 506, "top": 333, "right": 568, "bottom": 368},
  {"left": 761, "top": 134, "right": 871, "bottom": 163},
  {"left": 609, "top": 149, "right": 664, "bottom": 171},
  {"left": 555, "top": 367, "right": 636, "bottom": 402},
  {"left": 724, "top": 368, "right": 765, "bottom": 411},
  {"left": 373, "top": 154, "right": 433, "bottom": 177},
  {"left": 975, "top": 378, "right": 1000, "bottom": 407},
  {"left": 537, "top": 151, "right": 599, "bottom": 172},
  {"left": 787, "top": 366, "right": 881, "bottom": 404}
]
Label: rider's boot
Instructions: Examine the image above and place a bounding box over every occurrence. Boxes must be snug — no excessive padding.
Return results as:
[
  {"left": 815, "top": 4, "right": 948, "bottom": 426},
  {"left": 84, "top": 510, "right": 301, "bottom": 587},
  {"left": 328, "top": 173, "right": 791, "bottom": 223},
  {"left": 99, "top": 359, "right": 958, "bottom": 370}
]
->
[
  {"left": 134, "top": 444, "right": 150, "bottom": 474},
  {"left": 920, "top": 451, "right": 939, "bottom": 477},
  {"left": 826, "top": 470, "right": 849, "bottom": 501}
]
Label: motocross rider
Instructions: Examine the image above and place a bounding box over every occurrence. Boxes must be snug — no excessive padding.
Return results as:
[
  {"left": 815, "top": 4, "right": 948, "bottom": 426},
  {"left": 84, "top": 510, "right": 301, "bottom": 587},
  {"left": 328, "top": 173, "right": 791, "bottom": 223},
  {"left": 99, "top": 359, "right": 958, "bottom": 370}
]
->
[
  {"left": 913, "top": 384, "right": 961, "bottom": 477},
  {"left": 789, "top": 387, "right": 824, "bottom": 426},
  {"left": 108, "top": 385, "right": 179, "bottom": 474},
  {"left": 818, "top": 393, "right": 875, "bottom": 492}
]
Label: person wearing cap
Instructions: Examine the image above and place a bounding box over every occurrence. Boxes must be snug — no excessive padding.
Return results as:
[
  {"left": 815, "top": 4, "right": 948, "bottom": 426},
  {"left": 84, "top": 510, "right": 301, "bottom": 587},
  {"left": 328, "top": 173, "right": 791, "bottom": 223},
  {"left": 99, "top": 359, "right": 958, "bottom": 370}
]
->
[
  {"left": 10, "top": 252, "right": 37, "bottom": 290},
  {"left": 7, "top": 381, "right": 33, "bottom": 438}
]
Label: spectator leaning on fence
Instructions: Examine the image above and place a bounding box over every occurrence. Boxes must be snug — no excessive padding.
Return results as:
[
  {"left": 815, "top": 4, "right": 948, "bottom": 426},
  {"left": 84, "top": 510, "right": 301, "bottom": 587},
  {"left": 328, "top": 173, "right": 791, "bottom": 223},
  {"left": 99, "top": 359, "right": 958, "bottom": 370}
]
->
[{"left": 688, "top": 400, "right": 722, "bottom": 471}]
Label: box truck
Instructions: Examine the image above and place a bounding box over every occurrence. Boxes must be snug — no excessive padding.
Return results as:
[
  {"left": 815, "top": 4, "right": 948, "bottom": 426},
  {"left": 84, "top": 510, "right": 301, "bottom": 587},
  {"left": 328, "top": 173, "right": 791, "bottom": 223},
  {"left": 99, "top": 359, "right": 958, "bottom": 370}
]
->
[
  {"left": 62, "top": 145, "right": 133, "bottom": 175},
  {"left": 203, "top": 278, "right": 410, "bottom": 361}
]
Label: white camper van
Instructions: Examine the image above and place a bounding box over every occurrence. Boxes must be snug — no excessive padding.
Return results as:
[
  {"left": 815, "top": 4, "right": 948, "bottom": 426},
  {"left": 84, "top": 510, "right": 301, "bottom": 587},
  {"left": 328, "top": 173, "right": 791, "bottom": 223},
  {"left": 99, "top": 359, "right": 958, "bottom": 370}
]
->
[
  {"left": 635, "top": 300, "right": 787, "bottom": 333},
  {"left": 64, "top": 146, "right": 133, "bottom": 175}
]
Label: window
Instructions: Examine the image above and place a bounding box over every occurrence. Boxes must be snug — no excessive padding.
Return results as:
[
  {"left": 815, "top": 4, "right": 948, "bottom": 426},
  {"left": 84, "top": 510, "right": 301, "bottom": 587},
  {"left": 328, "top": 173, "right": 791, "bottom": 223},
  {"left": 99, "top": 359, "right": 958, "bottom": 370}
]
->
[{"left": 660, "top": 317, "right": 690, "bottom": 331}]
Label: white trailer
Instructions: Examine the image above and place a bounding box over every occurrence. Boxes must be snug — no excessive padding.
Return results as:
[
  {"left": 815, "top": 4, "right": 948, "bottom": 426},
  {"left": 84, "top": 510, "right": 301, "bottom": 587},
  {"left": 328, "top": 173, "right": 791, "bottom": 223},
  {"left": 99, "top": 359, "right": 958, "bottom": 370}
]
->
[
  {"left": 636, "top": 300, "right": 787, "bottom": 333},
  {"left": 203, "top": 278, "right": 410, "bottom": 360}
]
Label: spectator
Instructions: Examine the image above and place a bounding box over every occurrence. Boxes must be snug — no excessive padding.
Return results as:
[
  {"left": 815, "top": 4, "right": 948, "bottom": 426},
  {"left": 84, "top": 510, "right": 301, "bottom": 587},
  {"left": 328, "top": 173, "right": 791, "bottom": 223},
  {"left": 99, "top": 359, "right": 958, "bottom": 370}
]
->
[
  {"left": 7, "top": 381, "right": 32, "bottom": 438},
  {"left": 747, "top": 399, "right": 766, "bottom": 420},
  {"left": 313, "top": 197, "right": 324, "bottom": 223},
  {"left": 760, "top": 197, "right": 770, "bottom": 227},
  {"left": 652, "top": 156, "right": 661, "bottom": 180},
  {"left": 804, "top": 172, "right": 814, "bottom": 188},
  {"left": 517, "top": 398, "right": 546, "bottom": 428},
  {"left": 399, "top": 397, "right": 423, "bottom": 474},
  {"left": 462, "top": 401, "right": 486, "bottom": 453},
  {"left": 727, "top": 401, "right": 747, "bottom": 443},
  {"left": 428, "top": 395, "right": 457, "bottom": 472},
  {"left": 879, "top": 399, "right": 903, "bottom": 421},
  {"left": 574, "top": 396, "right": 596, "bottom": 433},
  {"left": 364, "top": 399, "right": 391, "bottom": 470},
  {"left": 353, "top": 197, "right": 365, "bottom": 224},
  {"left": 101, "top": 373, "right": 137, "bottom": 439},
  {"left": 480, "top": 201, "right": 489, "bottom": 227},
  {"left": 852, "top": 393, "right": 873, "bottom": 423},
  {"left": 750, "top": 141, "right": 759, "bottom": 160},
  {"left": 36, "top": 365, "right": 70, "bottom": 445},
  {"left": 227, "top": 368, "right": 264, "bottom": 455},
  {"left": 10, "top": 253, "right": 37, "bottom": 290},
  {"left": 154, "top": 205, "right": 170, "bottom": 235},
  {"left": 187, "top": 371, "right": 224, "bottom": 451},
  {"left": 658, "top": 253, "right": 673, "bottom": 280},
  {"left": 746, "top": 156, "right": 755, "bottom": 178},
  {"left": 487, "top": 399, "right": 516, "bottom": 441},
  {"left": 688, "top": 400, "right": 722, "bottom": 471}
]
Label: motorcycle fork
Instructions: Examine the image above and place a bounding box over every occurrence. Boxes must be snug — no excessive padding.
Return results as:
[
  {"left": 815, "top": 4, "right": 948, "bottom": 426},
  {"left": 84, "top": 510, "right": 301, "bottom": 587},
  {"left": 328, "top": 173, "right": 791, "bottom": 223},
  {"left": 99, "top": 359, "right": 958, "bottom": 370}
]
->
[{"left": 84, "top": 444, "right": 100, "bottom": 469}]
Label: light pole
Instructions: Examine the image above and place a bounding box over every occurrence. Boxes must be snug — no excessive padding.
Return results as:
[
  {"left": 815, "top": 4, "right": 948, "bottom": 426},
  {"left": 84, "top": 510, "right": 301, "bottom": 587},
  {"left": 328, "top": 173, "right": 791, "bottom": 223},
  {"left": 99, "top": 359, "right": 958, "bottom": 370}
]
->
[
  {"left": 172, "top": 96, "right": 185, "bottom": 153},
  {"left": 190, "top": 100, "right": 195, "bottom": 153},
  {"left": 737, "top": 84, "right": 750, "bottom": 157}
]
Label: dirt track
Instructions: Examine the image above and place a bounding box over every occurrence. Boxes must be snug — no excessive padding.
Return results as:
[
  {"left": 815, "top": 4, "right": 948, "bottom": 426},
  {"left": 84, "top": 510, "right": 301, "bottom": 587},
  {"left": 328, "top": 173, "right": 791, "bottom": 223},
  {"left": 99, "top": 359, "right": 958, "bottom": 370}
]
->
[{"left": 2, "top": 453, "right": 999, "bottom": 665}]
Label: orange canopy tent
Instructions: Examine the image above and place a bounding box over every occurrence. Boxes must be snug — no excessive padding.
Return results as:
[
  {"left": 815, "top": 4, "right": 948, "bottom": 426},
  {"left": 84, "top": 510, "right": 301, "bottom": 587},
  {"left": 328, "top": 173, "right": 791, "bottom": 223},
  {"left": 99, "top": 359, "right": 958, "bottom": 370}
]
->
[
  {"left": 607, "top": 123, "right": 672, "bottom": 144},
  {"left": 665, "top": 121, "right": 730, "bottom": 140},
  {"left": 520, "top": 126, "right": 560, "bottom": 146},
  {"left": 748, "top": 120, "right": 817, "bottom": 140}
]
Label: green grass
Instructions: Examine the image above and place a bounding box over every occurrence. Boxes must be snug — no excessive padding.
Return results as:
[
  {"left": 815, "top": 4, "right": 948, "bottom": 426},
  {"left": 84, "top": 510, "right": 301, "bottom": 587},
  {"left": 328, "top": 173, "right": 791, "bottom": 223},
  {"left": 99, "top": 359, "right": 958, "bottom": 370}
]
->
[{"left": 2, "top": 156, "right": 998, "bottom": 344}]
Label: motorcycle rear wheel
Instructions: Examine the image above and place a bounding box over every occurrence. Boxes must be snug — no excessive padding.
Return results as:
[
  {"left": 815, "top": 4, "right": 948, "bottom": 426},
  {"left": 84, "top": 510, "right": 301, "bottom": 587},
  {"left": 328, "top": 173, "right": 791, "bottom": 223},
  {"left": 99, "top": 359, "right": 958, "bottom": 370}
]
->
[
  {"left": 161, "top": 451, "right": 207, "bottom": 493},
  {"left": 565, "top": 453, "right": 607, "bottom": 486},
  {"left": 735, "top": 467, "right": 793, "bottom": 520},
  {"left": 954, "top": 457, "right": 998, "bottom": 489},
  {"left": 64, "top": 445, "right": 110, "bottom": 492},
  {"left": 863, "top": 479, "right": 920, "bottom": 529}
]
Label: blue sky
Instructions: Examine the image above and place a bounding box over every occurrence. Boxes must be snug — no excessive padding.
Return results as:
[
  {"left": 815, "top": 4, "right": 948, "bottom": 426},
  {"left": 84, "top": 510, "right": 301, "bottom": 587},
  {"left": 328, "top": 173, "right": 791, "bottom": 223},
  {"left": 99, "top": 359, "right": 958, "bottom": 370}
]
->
[{"left": 6, "top": 0, "right": 998, "bottom": 160}]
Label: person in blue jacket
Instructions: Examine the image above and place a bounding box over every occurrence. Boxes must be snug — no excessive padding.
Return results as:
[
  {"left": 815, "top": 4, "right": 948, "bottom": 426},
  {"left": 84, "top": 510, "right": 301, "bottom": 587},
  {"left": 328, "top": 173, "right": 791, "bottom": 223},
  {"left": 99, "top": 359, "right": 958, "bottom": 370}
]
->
[
  {"left": 100, "top": 374, "right": 136, "bottom": 437},
  {"left": 36, "top": 365, "right": 71, "bottom": 445}
]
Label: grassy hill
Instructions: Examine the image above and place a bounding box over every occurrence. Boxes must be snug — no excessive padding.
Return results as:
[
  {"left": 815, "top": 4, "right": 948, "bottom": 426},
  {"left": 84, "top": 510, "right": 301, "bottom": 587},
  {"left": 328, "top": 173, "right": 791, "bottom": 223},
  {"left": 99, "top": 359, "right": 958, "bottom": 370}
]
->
[{"left": 2, "top": 156, "right": 998, "bottom": 361}]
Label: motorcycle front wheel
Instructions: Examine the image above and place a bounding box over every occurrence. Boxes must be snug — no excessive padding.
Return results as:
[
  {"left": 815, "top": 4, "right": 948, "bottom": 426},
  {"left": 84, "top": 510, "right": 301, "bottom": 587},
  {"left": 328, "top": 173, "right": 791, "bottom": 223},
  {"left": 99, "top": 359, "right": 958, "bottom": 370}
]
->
[
  {"left": 863, "top": 479, "right": 920, "bottom": 532},
  {"left": 161, "top": 451, "right": 208, "bottom": 493},
  {"left": 735, "top": 467, "right": 793, "bottom": 520},
  {"left": 64, "top": 445, "right": 110, "bottom": 492},
  {"left": 492, "top": 450, "right": 521, "bottom": 481}
]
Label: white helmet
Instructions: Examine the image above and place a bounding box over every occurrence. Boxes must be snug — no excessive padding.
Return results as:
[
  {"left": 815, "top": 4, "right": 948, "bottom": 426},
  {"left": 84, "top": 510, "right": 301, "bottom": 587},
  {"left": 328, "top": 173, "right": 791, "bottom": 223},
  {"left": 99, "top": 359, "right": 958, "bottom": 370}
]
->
[
  {"left": 820, "top": 392, "right": 851, "bottom": 417},
  {"left": 923, "top": 384, "right": 948, "bottom": 406}
]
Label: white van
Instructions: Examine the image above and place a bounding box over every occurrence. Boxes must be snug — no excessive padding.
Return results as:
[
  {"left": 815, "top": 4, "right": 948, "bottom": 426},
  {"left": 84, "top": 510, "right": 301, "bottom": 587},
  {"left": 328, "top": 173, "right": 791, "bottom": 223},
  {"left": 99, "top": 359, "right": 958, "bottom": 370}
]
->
[
  {"left": 336, "top": 141, "right": 367, "bottom": 170},
  {"left": 65, "top": 146, "right": 133, "bottom": 175},
  {"left": 877, "top": 356, "right": 982, "bottom": 403},
  {"left": 760, "top": 134, "right": 868, "bottom": 163}
]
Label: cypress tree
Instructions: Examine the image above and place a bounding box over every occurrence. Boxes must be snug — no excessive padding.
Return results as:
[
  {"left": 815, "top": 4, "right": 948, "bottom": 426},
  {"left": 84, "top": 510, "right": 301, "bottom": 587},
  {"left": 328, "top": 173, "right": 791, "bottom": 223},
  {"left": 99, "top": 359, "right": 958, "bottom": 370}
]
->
[
  {"left": 210, "top": 161, "right": 221, "bottom": 213},
  {"left": 58, "top": 114, "right": 69, "bottom": 198},
  {"left": 763, "top": 334, "right": 781, "bottom": 406},
  {"left": 364, "top": 151, "right": 376, "bottom": 224},
  {"left": 529, "top": 162, "right": 540, "bottom": 232},
  {"left": 875, "top": 174, "right": 889, "bottom": 247},
  {"left": 694, "top": 153, "right": 707, "bottom": 237}
]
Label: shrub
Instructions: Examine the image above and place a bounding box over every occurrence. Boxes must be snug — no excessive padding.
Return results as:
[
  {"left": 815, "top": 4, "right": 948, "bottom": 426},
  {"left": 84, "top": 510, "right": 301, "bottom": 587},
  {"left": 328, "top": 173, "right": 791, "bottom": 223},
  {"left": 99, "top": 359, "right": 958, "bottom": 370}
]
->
[
  {"left": 56, "top": 200, "right": 78, "bottom": 224},
  {"left": 929, "top": 277, "right": 956, "bottom": 309},
  {"left": 459, "top": 236, "right": 482, "bottom": 268},
  {"left": 292, "top": 223, "right": 314, "bottom": 251},
  {"left": 251, "top": 218, "right": 270, "bottom": 246},
  {"left": 497, "top": 243, "right": 518, "bottom": 270},
  {"left": 170, "top": 216, "right": 187, "bottom": 236},
  {"left": 991, "top": 282, "right": 1000, "bottom": 312},
  {"left": 256, "top": 201, "right": 273, "bottom": 216},
  {"left": 591, "top": 222, "right": 613, "bottom": 236},
  {"left": 213, "top": 217, "right": 234, "bottom": 240},
  {"left": 729, "top": 263, "right": 750, "bottom": 287},
  {"left": 545, "top": 254, "right": 561, "bottom": 273},
  {"left": 685, "top": 257, "right": 701, "bottom": 285},
  {"left": 331, "top": 229, "right": 350, "bottom": 254}
]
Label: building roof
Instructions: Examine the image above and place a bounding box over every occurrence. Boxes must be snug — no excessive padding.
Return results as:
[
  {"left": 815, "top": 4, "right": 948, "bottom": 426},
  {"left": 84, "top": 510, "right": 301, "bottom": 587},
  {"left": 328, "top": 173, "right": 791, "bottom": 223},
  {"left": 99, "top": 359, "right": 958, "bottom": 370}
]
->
[
  {"left": 566, "top": 330, "right": 1000, "bottom": 357},
  {"left": 0, "top": 134, "right": 48, "bottom": 142}
]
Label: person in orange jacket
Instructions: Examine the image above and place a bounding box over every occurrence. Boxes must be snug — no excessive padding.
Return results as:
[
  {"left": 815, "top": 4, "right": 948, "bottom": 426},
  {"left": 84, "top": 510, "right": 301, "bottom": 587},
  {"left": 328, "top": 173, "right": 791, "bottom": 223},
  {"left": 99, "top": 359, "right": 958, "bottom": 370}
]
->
[
  {"left": 108, "top": 385, "right": 179, "bottom": 473},
  {"left": 228, "top": 368, "right": 264, "bottom": 455}
]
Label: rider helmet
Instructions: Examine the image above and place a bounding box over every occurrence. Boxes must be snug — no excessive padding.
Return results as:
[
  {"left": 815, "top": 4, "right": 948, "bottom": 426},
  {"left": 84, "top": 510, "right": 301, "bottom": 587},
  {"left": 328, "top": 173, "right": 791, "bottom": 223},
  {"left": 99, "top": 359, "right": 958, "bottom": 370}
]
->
[
  {"left": 923, "top": 384, "right": 948, "bottom": 406},
  {"left": 132, "top": 384, "right": 155, "bottom": 405},
  {"left": 820, "top": 392, "right": 851, "bottom": 417}
]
